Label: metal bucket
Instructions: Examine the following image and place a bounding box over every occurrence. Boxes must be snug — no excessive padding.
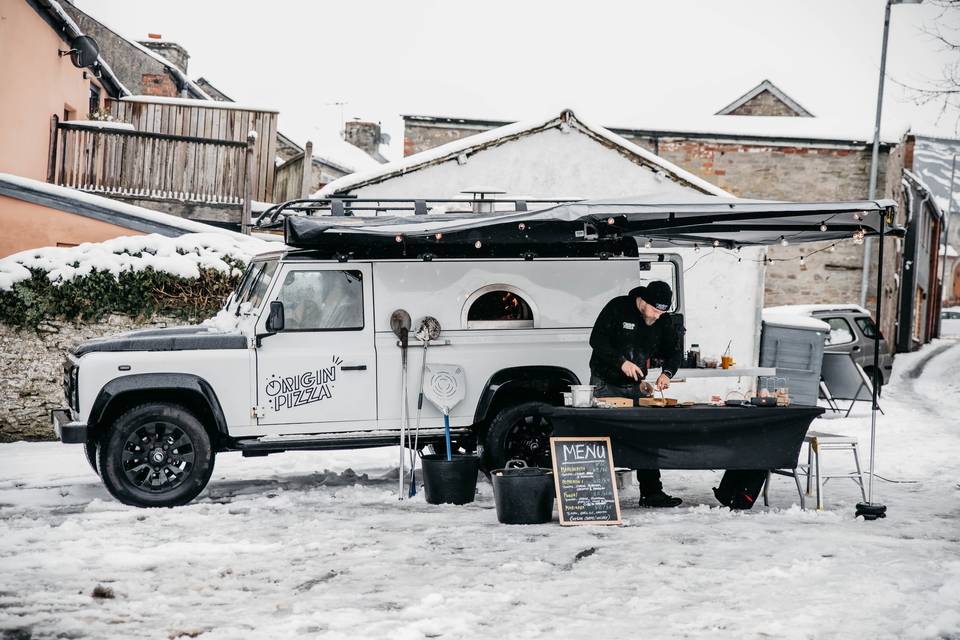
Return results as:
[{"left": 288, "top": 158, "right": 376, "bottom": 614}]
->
[{"left": 491, "top": 460, "right": 555, "bottom": 524}]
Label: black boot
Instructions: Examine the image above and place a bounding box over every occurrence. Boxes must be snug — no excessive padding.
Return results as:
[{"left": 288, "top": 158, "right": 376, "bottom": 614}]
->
[{"left": 639, "top": 491, "right": 683, "bottom": 508}]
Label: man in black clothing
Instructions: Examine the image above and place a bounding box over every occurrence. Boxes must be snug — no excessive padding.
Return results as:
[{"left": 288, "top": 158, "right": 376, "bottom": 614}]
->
[{"left": 589, "top": 280, "right": 685, "bottom": 508}]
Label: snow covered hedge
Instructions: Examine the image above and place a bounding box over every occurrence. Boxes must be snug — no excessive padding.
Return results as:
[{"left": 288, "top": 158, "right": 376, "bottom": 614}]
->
[{"left": 0, "top": 234, "right": 275, "bottom": 328}]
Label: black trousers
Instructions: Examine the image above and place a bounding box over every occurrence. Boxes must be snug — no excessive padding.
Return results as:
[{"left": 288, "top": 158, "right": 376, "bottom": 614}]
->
[{"left": 590, "top": 375, "right": 663, "bottom": 496}]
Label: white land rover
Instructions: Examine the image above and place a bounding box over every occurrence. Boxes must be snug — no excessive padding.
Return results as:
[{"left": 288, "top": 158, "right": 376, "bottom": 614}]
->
[{"left": 53, "top": 221, "right": 683, "bottom": 507}]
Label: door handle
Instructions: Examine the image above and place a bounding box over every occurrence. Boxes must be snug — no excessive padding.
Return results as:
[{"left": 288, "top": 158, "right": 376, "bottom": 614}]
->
[{"left": 341, "top": 364, "right": 367, "bottom": 371}]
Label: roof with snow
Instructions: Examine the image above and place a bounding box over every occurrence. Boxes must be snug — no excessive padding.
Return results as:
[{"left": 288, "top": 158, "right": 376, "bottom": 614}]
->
[
  {"left": 58, "top": 1, "right": 209, "bottom": 100},
  {"left": 765, "top": 304, "right": 874, "bottom": 317},
  {"left": 320, "top": 110, "right": 731, "bottom": 197},
  {"left": 31, "top": 0, "right": 129, "bottom": 97},
  {"left": 0, "top": 173, "right": 252, "bottom": 238},
  {"left": 402, "top": 112, "right": 901, "bottom": 148},
  {"left": 715, "top": 79, "right": 814, "bottom": 117}
]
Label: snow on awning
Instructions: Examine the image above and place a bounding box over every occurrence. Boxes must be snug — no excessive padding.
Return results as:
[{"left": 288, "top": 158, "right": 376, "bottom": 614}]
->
[{"left": 274, "top": 194, "right": 901, "bottom": 256}]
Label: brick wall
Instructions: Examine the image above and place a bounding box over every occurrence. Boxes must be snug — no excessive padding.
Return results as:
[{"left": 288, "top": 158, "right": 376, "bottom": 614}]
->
[
  {"left": 725, "top": 90, "right": 802, "bottom": 117},
  {"left": 141, "top": 73, "right": 179, "bottom": 97}
]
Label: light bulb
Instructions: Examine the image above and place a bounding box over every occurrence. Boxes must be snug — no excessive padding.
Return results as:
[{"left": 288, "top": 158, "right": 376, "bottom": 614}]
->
[
  {"left": 693, "top": 244, "right": 700, "bottom": 253},
  {"left": 518, "top": 223, "right": 526, "bottom": 231},
  {"left": 820, "top": 223, "right": 828, "bottom": 232},
  {"left": 828, "top": 245, "right": 836, "bottom": 253},
  {"left": 607, "top": 217, "right": 615, "bottom": 225},
  {"left": 853, "top": 228, "right": 865, "bottom": 245},
  {"left": 434, "top": 232, "right": 443, "bottom": 240},
  {"left": 395, "top": 234, "right": 403, "bottom": 243},
  {"left": 780, "top": 236, "right": 789, "bottom": 247},
  {"left": 853, "top": 212, "right": 862, "bottom": 222},
  {"left": 644, "top": 238, "right": 652, "bottom": 249},
  {"left": 474, "top": 240, "right": 482, "bottom": 249},
  {"left": 713, "top": 240, "right": 720, "bottom": 247}
]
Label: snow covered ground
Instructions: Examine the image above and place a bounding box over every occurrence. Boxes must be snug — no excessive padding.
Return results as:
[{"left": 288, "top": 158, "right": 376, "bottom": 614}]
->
[{"left": 1, "top": 342, "right": 959, "bottom": 639}]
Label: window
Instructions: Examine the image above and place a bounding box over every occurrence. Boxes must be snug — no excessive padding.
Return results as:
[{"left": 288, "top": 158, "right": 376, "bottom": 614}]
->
[
  {"left": 276, "top": 270, "right": 363, "bottom": 331},
  {"left": 855, "top": 316, "right": 882, "bottom": 340},
  {"left": 823, "top": 317, "right": 855, "bottom": 345},
  {"left": 636, "top": 260, "right": 680, "bottom": 313},
  {"left": 243, "top": 260, "right": 278, "bottom": 309},
  {"left": 88, "top": 84, "right": 101, "bottom": 117},
  {"left": 465, "top": 286, "right": 534, "bottom": 329}
]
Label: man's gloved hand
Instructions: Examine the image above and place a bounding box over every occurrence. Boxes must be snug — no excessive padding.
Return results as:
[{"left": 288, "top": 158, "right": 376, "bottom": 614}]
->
[{"left": 621, "top": 360, "right": 643, "bottom": 381}]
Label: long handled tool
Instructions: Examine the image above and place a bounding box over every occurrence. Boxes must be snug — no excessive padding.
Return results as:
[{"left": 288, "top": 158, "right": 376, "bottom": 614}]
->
[
  {"left": 423, "top": 364, "right": 467, "bottom": 462},
  {"left": 389, "top": 309, "right": 411, "bottom": 500},
  {"left": 409, "top": 316, "right": 441, "bottom": 497}
]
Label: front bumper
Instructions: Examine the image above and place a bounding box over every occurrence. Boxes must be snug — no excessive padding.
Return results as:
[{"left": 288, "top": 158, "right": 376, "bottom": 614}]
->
[{"left": 51, "top": 409, "right": 87, "bottom": 444}]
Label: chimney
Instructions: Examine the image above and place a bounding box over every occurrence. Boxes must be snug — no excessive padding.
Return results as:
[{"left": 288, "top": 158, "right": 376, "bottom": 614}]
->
[
  {"left": 138, "top": 35, "right": 190, "bottom": 73},
  {"left": 343, "top": 119, "right": 389, "bottom": 163}
]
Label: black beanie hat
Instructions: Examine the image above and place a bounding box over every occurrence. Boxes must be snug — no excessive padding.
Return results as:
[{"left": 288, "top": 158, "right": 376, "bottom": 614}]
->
[{"left": 629, "top": 281, "right": 672, "bottom": 312}]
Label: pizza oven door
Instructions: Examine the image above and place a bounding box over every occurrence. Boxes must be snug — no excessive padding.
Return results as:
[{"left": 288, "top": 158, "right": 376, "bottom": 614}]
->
[{"left": 255, "top": 263, "right": 376, "bottom": 429}]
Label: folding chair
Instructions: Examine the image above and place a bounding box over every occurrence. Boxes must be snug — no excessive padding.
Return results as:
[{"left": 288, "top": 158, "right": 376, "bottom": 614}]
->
[{"left": 820, "top": 352, "right": 883, "bottom": 418}]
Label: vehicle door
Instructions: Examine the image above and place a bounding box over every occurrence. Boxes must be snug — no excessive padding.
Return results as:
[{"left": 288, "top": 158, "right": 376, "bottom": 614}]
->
[
  {"left": 821, "top": 316, "right": 864, "bottom": 366},
  {"left": 255, "top": 263, "right": 376, "bottom": 429}
]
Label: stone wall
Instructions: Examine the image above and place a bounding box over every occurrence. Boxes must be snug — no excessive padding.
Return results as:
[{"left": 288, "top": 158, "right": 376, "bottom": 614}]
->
[
  {"left": 404, "top": 122, "right": 488, "bottom": 156},
  {"left": 724, "top": 90, "right": 802, "bottom": 117},
  {"left": 0, "top": 315, "right": 179, "bottom": 442}
]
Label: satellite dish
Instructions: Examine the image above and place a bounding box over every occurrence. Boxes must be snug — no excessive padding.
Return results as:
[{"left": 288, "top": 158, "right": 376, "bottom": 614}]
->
[{"left": 61, "top": 35, "right": 100, "bottom": 69}]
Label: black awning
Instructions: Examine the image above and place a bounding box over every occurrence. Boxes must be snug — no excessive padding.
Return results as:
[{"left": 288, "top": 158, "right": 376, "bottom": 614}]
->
[{"left": 277, "top": 194, "right": 901, "bottom": 256}]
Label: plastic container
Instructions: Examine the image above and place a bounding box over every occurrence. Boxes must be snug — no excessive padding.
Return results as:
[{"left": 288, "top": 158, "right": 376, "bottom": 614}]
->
[
  {"left": 569, "top": 385, "right": 596, "bottom": 408},
  {"left": 491, "top": 460, "right": 555, "bottom": 524},
  {"left": 421, "top": 454, "right": 480, "bottom": 505}
]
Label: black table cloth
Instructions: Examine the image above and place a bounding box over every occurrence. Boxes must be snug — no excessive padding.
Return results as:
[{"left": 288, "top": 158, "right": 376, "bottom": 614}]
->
[{"left": 544, "top": 405, "right": 824, "bottom": 470}]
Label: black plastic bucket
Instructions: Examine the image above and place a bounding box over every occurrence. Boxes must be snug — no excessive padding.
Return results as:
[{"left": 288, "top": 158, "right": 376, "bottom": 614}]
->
[
  {"left": 491, "top": 460, "right": 555, "bottom": 524},
  {"left": 421, "top": 454, "right": 480, "bottom": 505}
]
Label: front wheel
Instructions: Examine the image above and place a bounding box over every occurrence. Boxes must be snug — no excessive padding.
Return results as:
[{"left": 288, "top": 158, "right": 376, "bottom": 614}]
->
[
  {"left": 483, "top": 401, "right": 554, "bottom": 472},
  {"left": 98, "top": 403, "right": 215, "bottom": 508}
]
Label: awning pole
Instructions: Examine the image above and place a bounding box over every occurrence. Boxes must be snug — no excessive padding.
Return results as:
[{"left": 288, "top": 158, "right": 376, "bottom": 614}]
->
[{"left": 858, "top": 213, "right": 888, "bottom": 520}]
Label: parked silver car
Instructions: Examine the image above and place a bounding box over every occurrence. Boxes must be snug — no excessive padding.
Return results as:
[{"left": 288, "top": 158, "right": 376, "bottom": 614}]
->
[
  {"left": 809, "top": 307, "right": 894, "bottom": 385},
  {"left": 764, "top": 304, "right": 894, "bottom": 385}
]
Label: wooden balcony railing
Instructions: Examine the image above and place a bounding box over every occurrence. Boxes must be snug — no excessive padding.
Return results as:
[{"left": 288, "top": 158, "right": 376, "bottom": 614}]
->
[{"left": 48, "top": 120, "right": 252, "bottom": 205}]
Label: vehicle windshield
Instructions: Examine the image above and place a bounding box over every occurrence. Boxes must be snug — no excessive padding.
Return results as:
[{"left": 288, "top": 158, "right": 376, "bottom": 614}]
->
[
  {"left": 234, "top": 260, "right": 279, "bottom": 314},
  {"left": 229, "top": 262, "right": 261, "bottom": 311}
]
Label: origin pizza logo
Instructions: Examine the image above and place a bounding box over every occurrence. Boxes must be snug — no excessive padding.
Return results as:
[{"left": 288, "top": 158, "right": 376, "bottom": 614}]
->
[{"left": 265, "top": 356, "right": 342, "bottom": 411}]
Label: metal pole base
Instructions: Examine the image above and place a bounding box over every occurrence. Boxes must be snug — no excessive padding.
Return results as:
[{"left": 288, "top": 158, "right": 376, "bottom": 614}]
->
[{"left": 856, "top": 502, "right": 887, "bottom": 520}]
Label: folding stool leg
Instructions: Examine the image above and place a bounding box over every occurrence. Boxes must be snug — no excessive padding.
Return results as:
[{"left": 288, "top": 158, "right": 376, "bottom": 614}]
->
[
  {"left": 793, "top": 469, "right": 806, "bottom": 511},
  {"left": 805, "top": 441, "right": 814, "bottom": 496},
  {"left": 814, "top": 441, "right": 824, "bottom": 511}
]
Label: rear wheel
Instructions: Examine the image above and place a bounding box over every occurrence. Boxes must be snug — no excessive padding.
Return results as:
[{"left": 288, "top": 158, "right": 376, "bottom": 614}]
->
[
  {"left": 483, "top": 401, "right": 554, "bottom": 472},
  {"left": 98, "top": 403, "right": 215, "bottom": 508}
]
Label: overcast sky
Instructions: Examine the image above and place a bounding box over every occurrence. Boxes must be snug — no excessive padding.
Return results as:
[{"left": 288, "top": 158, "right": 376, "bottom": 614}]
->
[{"left": 76, "top": 0, "right": 960, "bottom": 162}]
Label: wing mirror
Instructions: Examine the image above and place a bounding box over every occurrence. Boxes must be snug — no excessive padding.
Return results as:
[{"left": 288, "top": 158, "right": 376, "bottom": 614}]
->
[{"left": 266, "top": 300, "right": 285, "bottom": 333}]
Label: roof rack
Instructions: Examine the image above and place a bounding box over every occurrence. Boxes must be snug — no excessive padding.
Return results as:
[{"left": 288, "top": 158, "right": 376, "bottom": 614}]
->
[{"left": 254, "top": 196, "right": 581, "bottom": 229}]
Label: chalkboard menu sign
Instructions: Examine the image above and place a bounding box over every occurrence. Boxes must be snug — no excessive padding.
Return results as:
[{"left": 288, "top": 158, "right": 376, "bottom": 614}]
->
[{"left": 550, "top": 436, "right": 621, "bottom": 526}]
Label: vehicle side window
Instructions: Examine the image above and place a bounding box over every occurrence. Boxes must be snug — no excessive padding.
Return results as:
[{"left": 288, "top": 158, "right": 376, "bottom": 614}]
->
[
  {"left": 855, "top": 316, "right": 882, "bottom": 340},
  {"left": 824, "top": 317, "right": 855, "bottom": 345},
  {"left": 277, "top": 270, "right": 363, "bottom": 331},
  {"left": 466, "top": 288, "right": 534, "bottom": 328},
  {"left": 245, "top": 261, "right": 278, "bottom": 309}
]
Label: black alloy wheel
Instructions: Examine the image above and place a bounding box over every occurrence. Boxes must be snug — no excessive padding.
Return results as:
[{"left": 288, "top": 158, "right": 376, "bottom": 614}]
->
[
  {"left": 99, "top": 403, "right": 215, "bottom": 508},
  {"left": 483, "top": 401, "right": 554, "bottom": 471}
]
